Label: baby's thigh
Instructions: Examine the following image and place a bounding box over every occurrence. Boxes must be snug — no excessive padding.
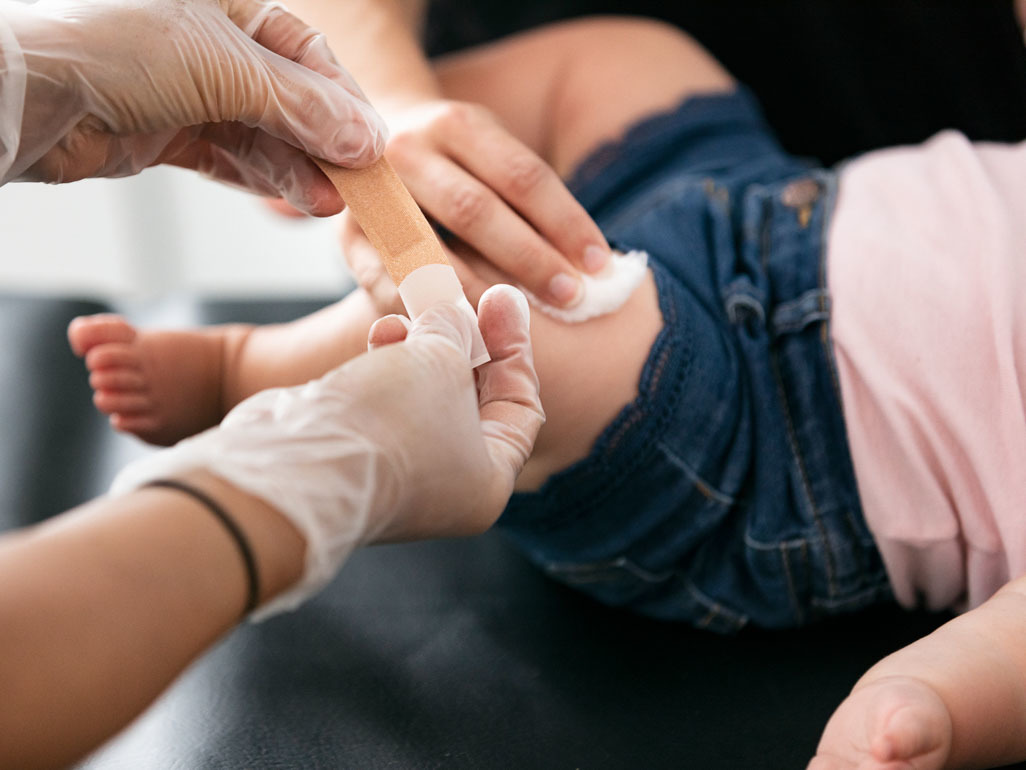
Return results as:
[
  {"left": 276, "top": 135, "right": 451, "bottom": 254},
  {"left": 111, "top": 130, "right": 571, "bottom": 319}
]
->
[
  {"left": 515, "top": 268, "right": 663, "bottom": 490},
  {"left": 436, "top": 17, "right": 735, "bottom": 178}
]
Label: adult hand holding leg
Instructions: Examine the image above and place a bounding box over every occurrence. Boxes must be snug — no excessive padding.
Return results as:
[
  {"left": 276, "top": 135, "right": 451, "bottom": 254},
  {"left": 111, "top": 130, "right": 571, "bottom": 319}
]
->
[
  {"left": 0, "top": 285, "right": 542, "bottom": 768},
  {"left": 111, "top": 283, "right": 544, "bottom": 614},
  {"left": 0, "top": 0, "right": 386, "bottom": 214},
  {"left": 283, "top": 0, "right": 611, "bottom": 308}
]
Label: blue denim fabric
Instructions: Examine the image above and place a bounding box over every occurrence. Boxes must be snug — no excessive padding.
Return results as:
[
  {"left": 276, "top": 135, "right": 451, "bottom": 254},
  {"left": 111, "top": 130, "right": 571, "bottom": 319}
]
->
[{"left": 496, "top": 88, "right": 893, "bottom": 632}]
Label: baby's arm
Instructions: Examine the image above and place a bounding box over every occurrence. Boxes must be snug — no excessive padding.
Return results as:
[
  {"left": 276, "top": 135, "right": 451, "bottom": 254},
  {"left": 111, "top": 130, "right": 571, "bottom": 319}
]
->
[{"left": 810, "top": 576, "right": 1026, "bottom": 769}]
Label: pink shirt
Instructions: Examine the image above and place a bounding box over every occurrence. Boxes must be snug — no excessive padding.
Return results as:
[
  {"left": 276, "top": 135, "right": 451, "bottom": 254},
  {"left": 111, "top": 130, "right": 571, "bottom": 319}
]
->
[{"left": 829, "top": 132, "right": 1026, "bottom": 611}]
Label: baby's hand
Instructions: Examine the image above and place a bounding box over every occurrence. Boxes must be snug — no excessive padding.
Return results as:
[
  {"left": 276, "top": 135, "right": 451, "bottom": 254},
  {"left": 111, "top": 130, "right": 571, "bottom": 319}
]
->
[{"left": 808, "top": 676, "right": 952, "bottom": 770}]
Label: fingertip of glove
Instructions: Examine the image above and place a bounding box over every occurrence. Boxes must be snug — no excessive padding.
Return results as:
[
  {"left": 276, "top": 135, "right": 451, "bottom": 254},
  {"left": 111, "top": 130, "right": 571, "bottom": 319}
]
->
[
  {"left": 322, "top": 107, "right": 388, "bottom": 168},
  {"left": 368, "top": 314, "right": 412, "bottom": 349},
  {"left": 480, "top": 285, "right": 531, "bottom": 332}
]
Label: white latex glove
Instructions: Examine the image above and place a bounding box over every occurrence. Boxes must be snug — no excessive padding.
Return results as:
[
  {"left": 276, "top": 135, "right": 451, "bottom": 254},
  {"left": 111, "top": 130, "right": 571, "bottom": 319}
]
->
[
  {"left": 111, "top": 285, "right": 544, "bottom": 619},
  {"left": 0, "top": 0, "right": 386, "bottom": 215}
]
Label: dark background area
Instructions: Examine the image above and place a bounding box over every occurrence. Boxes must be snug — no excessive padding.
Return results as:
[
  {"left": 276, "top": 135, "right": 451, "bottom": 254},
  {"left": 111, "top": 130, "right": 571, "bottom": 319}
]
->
[{"left": 426, "top": 0, "right": 1026, "bottom": 165}]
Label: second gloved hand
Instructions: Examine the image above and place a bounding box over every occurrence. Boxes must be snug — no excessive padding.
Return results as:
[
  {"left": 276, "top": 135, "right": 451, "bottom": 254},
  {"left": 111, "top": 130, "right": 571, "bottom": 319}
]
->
[
  {"left": 0, "top": 0, "right": 386, "bottom": 214},
  {"left": 110, "top": 285, "right": 544, "bottom": 618}
]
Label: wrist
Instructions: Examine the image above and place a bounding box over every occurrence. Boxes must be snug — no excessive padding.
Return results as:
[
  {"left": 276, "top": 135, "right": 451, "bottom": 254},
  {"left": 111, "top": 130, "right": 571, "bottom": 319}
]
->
[{"left": 172, "top": 471, "right": 306, "bottom": 613}]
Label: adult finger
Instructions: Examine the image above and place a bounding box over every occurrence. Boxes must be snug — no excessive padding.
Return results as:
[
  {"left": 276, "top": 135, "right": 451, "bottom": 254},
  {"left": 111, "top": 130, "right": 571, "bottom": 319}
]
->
[
  {"left": 223, "top": 0, "right": 387, "bottom": 166},
  {"left": 444, "top": 239, "right": 493, "bottom": 307},
  {"left": 396, "top": 147, "right": 584, "bottom": 307},
  {"left": 473, "top": 285, "right": 545, "bottom": 505},
  {"left": 438, "top": 106, "right": 610, "bottom": 274},
  {"left": 367, "top": 315, "right": 411, "bottom": 350},
  {"left": 264, "top": 198, "right": 307, "bottom": 218},
  {"left": 401, "top": 286, "right": 544, "bottom": 465},
  {"left": 405, "top": 301, "right": 480, "bottom": 362},
  {"left": 230, "top": 0, "right": 345, "bottom": 84},
  {"left": 165, "top": 125, "right": 345, "bottom": 216}
]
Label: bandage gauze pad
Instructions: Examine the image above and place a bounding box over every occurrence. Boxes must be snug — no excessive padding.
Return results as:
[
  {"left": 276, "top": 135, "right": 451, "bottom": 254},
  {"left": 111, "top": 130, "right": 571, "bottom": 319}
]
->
[{"left": 315, "top": 157, "right": 489, "bottom": 367}]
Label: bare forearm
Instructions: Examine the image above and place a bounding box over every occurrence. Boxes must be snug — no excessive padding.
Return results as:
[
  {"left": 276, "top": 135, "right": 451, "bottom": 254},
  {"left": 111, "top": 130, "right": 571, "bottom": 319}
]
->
[
  {"left": 287, "top": 0, "right": 438, "bottom": 111},
  {"left": 0, "top": 472, "right": 303, "bottom": 769}
]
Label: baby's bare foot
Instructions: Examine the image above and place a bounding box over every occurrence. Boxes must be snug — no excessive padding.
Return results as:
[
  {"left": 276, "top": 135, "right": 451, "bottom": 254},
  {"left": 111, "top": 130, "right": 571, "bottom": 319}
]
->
[
  {"left": 68, "top": 314, "right": 227, "bottom": 446},
  {"left": 808, "top": 675, "right": 952, "bottom": 770}
]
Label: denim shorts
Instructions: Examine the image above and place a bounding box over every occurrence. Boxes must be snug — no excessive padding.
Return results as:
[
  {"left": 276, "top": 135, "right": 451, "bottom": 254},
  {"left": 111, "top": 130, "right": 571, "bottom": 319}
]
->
[{"left": 496, "top": 88, "right": 893, "bottom": 632}]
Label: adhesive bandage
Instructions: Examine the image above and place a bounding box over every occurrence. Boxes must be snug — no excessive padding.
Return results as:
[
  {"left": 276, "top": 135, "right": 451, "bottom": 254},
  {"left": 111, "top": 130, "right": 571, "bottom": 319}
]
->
[{"left": 315, "top": 157, "right": 490, "bottom": 367}]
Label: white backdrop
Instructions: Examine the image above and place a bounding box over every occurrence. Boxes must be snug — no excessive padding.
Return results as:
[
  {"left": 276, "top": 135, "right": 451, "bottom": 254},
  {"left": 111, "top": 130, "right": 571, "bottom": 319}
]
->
[{"left": 0, "top": 166, "right": 352, "bottom": 300}]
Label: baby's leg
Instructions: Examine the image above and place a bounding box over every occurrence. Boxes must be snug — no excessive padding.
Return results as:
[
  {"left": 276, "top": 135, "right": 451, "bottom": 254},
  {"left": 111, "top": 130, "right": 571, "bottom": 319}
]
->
[
  {"left": 69, "top": 291, "right": 380, "bottom": 445},
  {"left": 73, "top": 18, "right": 733, "bottom": 462},
  {"left": 435, "top": 16, "right": 735, "bottom": 177},
  {"left": 433, "top": 18, "right": 734, "bottom": 486},
  {"left": 810, "top": 577, "right": 1026, "bottom": 769}
]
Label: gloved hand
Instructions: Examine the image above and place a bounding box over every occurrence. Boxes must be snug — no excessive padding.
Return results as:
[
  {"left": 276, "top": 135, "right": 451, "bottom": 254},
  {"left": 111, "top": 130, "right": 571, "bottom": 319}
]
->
[
  {"left": 340, "top": 99, "right": 611, "bottom": 308},
  {"left": 110, "top": 285, "right": 544, "bottom": 618},
  {"left": 0, "top": 0, "right": 386, "bottom": 215}
]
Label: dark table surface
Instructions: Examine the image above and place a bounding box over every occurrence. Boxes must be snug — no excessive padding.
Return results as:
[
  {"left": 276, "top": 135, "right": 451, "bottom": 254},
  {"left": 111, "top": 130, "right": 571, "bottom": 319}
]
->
[{"left": 3, "top": 293, "right": 1023, "bottom": 769}]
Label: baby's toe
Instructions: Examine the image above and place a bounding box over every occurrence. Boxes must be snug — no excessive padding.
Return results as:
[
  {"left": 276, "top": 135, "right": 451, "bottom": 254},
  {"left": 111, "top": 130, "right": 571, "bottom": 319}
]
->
[
  {"left": 68, "top": 314, "right": 136, "bottom": 357},
  {"left": 84, "top": 343, "right": 143, "bottom": 374},
  {"left": 89, "top": 369, "right": 147, "bottom": 393},
  {"left": 92, "top": 390, "right": 153, "bottom": 417}
]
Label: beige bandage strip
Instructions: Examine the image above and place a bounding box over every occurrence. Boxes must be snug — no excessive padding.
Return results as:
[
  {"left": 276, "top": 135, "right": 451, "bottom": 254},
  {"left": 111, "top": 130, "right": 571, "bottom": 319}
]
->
[
  {"left": 314, "top": 156, "right": 449, "bottom": 285},
  {"left": 315, "top": 157, "right": 489, "bottom": 367}
]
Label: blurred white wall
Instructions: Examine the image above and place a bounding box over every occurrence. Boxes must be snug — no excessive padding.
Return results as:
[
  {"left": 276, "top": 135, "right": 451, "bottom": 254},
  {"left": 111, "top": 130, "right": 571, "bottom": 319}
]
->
[{"left": 0, "top": 166, "right": 353, "bottom": 300}]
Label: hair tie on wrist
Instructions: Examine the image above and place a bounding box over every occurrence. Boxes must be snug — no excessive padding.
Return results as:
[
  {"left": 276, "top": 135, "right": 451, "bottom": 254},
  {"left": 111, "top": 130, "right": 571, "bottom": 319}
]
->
[{"left": 143, "top": 478, "right": 260, "bottom": 618}]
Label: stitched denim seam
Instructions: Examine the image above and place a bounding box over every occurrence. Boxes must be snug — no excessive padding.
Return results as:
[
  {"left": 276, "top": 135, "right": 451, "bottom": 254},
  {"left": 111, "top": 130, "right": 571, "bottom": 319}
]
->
[
  {"left": 514, "top": 262, "right": 691, "bottom": 534},
  {"left": 762, "top": 195, "right": 839, "bottom": 598},
  {"left": 769, "top": 340, "right": 839, "bottom": 600},
  {"left": 743, "top": 533, "right": 817, "bottom": 551},
  {"left": 686, "top": 580, "right": 748, "bottom": 629},
  {"left": 557, "top": 559, "right": 752, "bottom": 629},
  {"left": 656, "top": 440, "right": 736, "bottom": 505},
  {"left": 779, "top": 541, "right": 806, "bottom": 626},
  {"left": 759, "top": 195, "right": 773, "bottom": 273},
  {"left": 546, "top": 556, "right": 674, "bottom": 585},
  {"left": 815, "top": 175, "right": 870, "bottom": 554},
  {"left": 586, "top": 264, "right": 693, "bottom": 498},
  {"left": 809, "top": 583, "right": 889, "bottom": 611}
]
